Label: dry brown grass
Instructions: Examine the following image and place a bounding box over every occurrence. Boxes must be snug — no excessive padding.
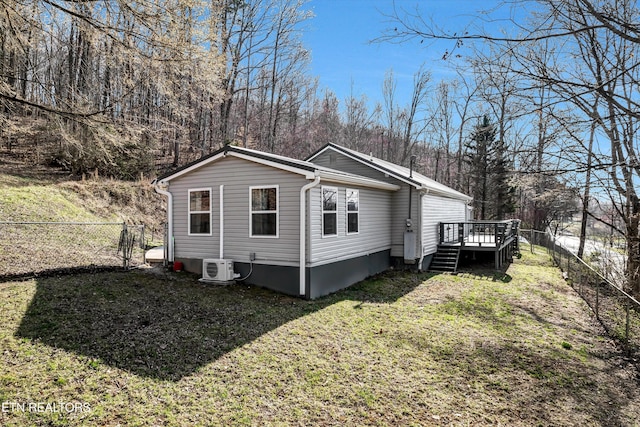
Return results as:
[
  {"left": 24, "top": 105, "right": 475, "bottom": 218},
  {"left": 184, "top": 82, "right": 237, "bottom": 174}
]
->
[
  {"left": 0, "top": 154, "right": 165, "bottom": 278},
  {"left": 0, "top": 152, "right": 165, "bottom": 232}
]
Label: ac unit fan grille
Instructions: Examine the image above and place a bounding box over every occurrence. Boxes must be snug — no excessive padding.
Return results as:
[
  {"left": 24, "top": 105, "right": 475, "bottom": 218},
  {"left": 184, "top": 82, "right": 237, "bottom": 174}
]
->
[{"left": 206, "top": 262, "right": 219, "bottom": 278}]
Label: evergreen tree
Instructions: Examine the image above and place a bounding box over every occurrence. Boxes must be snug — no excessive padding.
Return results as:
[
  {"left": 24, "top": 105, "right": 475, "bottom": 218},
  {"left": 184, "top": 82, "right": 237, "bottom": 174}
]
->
[{"left": 465, "top": 115, "right": 515, "bottom": 220}]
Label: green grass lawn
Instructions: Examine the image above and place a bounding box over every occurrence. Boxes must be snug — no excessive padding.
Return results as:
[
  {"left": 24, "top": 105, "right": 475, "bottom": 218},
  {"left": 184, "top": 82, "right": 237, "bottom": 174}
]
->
[
  {"left": 1, "top": 250, "right": 639, "bottom": 426},
  {"left": 0, "top": 172, "right": 162, "bottom": 278}
]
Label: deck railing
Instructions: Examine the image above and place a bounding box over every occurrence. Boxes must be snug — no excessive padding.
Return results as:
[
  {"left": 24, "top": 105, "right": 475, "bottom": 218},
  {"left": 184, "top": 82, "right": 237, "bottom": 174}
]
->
[{"left": 439, "top": 220, "right": 519, "bottom": 248}]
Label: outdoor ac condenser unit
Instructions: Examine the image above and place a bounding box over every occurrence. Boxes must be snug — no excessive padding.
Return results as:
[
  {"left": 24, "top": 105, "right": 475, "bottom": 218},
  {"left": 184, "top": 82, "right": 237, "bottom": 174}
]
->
[{"left": 201, "top": 259, "right": 236, "bottom": 283}]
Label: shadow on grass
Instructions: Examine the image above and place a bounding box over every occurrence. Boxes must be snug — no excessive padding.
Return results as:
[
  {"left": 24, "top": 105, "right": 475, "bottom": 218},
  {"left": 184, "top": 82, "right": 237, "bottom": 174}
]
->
[
  {"left": 456, "top": 251, "right": 514, "bottom": 283},
  {"left": 15, "top": 268, "right": 422, "bottom": 381}
]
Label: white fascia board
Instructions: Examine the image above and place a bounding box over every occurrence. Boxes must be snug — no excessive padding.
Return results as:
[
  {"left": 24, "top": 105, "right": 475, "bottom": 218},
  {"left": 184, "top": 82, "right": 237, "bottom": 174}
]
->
[
  {"left": 158, "top": 151, "right": 315, "bottom": 183},
  {"left": 307, "top": 145, "right": 332, "bottom": 161},
  {"left": 158, "top": 152, "right": 226, "bottom": 183},
  {"left": 228, "top": 152, "right": 316, "bottom": 179},
  {"left": 318, "top": 170, "right": 400, "bottom": 191},
  {"left": 419, "top": 186, "right": 473, "bottom": 202}
]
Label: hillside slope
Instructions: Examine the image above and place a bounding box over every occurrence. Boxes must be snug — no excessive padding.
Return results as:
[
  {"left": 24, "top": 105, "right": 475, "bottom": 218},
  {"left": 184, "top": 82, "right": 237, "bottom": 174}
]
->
[{"left": 0, "top": 153, "right": 166, "bottom": 235}]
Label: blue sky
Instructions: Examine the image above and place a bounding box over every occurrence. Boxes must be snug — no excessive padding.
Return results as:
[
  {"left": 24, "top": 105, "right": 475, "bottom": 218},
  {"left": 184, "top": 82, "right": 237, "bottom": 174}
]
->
[{"left": 301, "top": 0, "right": 509, "bottom": 108}]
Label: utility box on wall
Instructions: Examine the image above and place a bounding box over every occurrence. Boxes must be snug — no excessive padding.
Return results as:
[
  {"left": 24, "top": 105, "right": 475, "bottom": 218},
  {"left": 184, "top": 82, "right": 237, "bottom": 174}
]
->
[{"left": 404, "top": 231, "right": 416, "bottom": 264}]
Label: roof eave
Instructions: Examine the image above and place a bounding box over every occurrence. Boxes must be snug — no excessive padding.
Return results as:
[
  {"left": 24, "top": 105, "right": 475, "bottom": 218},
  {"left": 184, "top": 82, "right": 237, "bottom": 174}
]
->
[
  {"left": 310, "top": 143, "right": 422, "bottom": 188},
  {"left": 156, "top": 146, "right": 316, "bottom": 183},
  {"left": 421, "top": 186, "right": 473, "bottom": 202},
  {"left": 319, "top": 171, "right": 400, "bottom": 191}
]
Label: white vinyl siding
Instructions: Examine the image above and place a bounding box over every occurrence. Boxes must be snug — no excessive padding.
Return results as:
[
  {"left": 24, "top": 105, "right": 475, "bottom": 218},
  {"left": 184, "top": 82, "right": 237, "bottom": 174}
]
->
[
  {"left": 310, "top": 186, "right": 392, "bottom": 265},
  {"left": 188, "top": 188, "right": 212, "bottom": 236},
  {"left": 169, "top": 157, "right": 304, "bottom": 265},
  {"left": 313, "top": 150, "right": 417, "bottom": 257},
  {"left": 390, "top": 185, "right": 420, "bottom": 257},
  {"left": 346, "top": 189, "right": 359, "bottom": 234},
  {"left": 322, "top": 186, "right": 338, "bottom": 237},
  {"left": 421, "top": 193, "right": 467, "bottom": 256},
  {"left": 250, "top": 186, "right": 279, "bottom": 238}
]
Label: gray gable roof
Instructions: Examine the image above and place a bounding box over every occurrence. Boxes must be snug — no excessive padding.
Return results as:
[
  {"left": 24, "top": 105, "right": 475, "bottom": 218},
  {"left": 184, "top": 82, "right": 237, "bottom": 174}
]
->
[
  {"left": 154, "top": 144, "right": 400, "bottom": 191},
  {"left": 307, "top": 143, "right": 473, "bottom": 202}
]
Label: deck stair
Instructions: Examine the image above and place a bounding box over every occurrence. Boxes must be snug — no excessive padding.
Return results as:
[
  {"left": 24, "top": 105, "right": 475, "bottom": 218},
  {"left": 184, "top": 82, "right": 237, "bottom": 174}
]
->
[{"left": 429, "top": 245, "right": 461, "bottom": 273}]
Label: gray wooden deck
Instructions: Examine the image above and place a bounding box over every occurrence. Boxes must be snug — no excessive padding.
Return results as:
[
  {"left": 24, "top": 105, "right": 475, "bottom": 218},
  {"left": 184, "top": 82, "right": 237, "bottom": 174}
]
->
[{"left": 432, "top": 220, "right": 520, "bottom": 271}]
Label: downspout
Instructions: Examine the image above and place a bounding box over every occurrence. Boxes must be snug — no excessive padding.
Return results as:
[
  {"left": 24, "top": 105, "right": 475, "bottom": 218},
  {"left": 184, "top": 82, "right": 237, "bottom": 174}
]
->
[
  {"left": 219, "top": 185, "right": 224, "bottom": 258},
  {"left": 300, "top": 172, "right": 321, "bottom": 297},
  {"left": 153, "top": 180, "right": 174, "bottom": 263},
  {"left": 417, "top": 188, "right": 429, "bottom": 271},
  {"left": 417, "top": 190, "right": 424, "bottom": 270}
]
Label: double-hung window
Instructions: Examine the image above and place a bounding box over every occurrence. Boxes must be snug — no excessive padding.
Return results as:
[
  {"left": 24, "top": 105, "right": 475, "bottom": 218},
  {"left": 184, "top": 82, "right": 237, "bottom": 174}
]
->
[
  {"left": 188, "top": 188, "right": 212, "bottom": 235},
  {"left": 322, "top": 186, "right": 338, "bottom": 237},
  {"left": 346, "top": 189, "right": 359, "bottom": 234},
  {"left": 250, "top": 186, "right": 278, "bottom": 237}
]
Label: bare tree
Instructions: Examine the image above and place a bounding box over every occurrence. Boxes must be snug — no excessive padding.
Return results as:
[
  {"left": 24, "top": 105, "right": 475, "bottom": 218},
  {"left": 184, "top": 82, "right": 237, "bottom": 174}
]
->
[
  {"left": 381, "top": 0, "right": 640, "bottom": 293},
  {"left": 0, "top": 0, "right": 226, "bottom": 175},
  {"left": 343, "top": 81, "right": 378, "bottom": 152},
  {"left": 427, "top": 81, "right": 458, "bottom": 186},
  {"left": 380, "top": 66, "right": 431, "bottom": 165}
]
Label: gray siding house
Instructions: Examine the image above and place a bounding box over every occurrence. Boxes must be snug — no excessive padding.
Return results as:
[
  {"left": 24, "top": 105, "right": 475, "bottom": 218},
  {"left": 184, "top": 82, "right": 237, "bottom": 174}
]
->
[
  {"left": 154, "top": 143, "right": 471, "bottom": 299},
  {"left": 306, "top": 143, "right": 473, "bottom": 269}
]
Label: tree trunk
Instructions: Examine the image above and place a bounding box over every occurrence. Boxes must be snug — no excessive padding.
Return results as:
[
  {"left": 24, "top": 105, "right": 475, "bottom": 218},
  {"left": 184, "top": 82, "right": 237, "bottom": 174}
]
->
[{"left": 578, "top": 115, "right": 596, "bottom": 259}]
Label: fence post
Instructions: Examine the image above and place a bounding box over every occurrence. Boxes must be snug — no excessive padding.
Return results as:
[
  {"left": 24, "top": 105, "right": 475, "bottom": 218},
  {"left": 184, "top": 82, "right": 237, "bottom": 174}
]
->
[
  {"left": 122, "top": 222, "right": 128, "bottom": 269},
  {"left": 141, "top": 224, "right": 146, "bottom": 265},
  {"left": 578, "top": 265, "right": 582, "bottom": 296},
  {"left": 531, "top": 230, "right": 534, "bottom": 254},
  {"left": 595, "top": 279, "right": 599, "bottom": 320}
]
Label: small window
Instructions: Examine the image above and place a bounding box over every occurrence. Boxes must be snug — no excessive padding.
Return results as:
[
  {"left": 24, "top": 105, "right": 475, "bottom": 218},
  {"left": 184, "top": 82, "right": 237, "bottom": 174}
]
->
[
  {"left": 189, "top": 189, "right": 211, "bottom": 235},
  {"left": 346, "top": 189, "right": 359, "bottom": 234},
  {"left": 322, "top": 186, "right": 338, "bottom": 237},
  {"left": 250, "top": 186, "right": 278, "bottom": 237}
]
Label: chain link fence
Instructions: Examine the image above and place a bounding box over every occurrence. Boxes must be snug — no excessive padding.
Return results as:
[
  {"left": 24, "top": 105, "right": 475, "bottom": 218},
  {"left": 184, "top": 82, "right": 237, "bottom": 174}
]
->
[
  {"left": 520, "top": 229, "right": 640, "bottom": 359},
  {"left": 0, "top": 222, "right": 147, "bottom": 280}
]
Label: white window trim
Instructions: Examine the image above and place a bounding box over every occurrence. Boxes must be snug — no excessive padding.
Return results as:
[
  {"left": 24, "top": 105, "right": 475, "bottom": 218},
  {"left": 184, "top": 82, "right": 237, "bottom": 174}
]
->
[
  {"left": 321, "top": 186, "right": 338, "bottom": 238},
  {"left": 346, "top": 188, "right": 359, "bottom": 235},
  {"left": 249, "top": 185, "right": 279, "bottom": 238},
  {"left": 188, "top": 187, "right": 212, "bottom": 236}
]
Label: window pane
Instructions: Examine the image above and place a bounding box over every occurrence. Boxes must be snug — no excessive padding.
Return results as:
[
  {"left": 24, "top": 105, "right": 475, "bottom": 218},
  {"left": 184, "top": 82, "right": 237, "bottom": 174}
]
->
[
  {"left": 323, "top": 213, "right": 337, "bottom": 235},
  {"left": 252, "top": 213, "right": 277, "bottom": 236},
  {"left": 348, "top": 212, "right": 359, "bottom": 233},
  {"left": 190, "top": 213, "right": 210, "bottom": 234},
  {"left": 347, "top": 190, "right": 358, "bottom": 211},
  {"left": 190, "top": 191, "right": 210, "bottom": 211},
  {"left": 252, "top": 188, "right": 277, "bottom": 211},
  {"left": 323, "top": 188, "right": 337, "bottom": 211}
]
